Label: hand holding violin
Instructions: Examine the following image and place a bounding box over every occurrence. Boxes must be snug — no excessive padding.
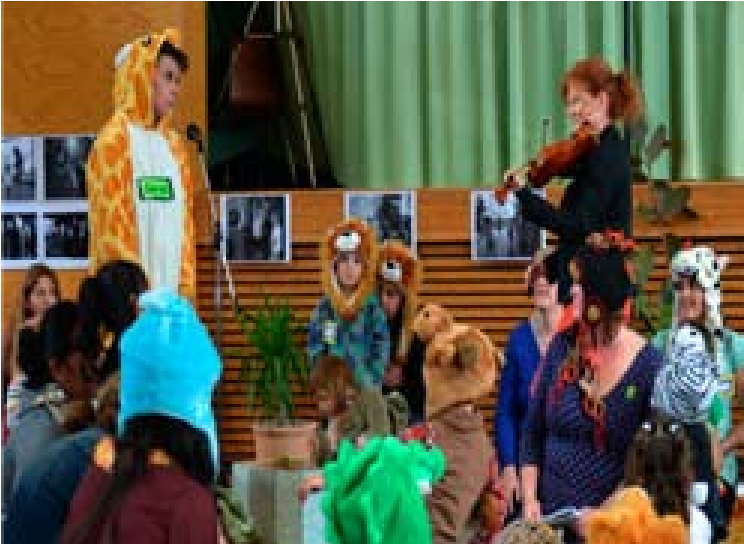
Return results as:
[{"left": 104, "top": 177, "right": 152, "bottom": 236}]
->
[{"left": 496, "top": 123, "right": 599, "bottom": 204}]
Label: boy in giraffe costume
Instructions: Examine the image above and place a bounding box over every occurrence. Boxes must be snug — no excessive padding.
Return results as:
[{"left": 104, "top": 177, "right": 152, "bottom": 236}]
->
[{"left": 86, "top": 29, "right": 196, "bottom": 300}]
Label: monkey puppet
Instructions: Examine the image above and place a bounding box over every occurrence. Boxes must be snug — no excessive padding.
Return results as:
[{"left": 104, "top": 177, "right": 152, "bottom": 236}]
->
[{"left": 410, "top": 303, "right": 506, "bottom": 544}]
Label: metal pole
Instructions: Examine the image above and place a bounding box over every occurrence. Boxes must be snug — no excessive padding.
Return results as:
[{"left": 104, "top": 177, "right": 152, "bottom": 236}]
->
[{"left": 281, "top": 1, "right": 317, "bottom": 188}]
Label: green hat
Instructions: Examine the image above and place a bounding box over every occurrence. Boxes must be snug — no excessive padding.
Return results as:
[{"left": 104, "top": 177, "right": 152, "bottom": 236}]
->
[{"left": 322, "top": 437, "right": 446, "bottom": 544}]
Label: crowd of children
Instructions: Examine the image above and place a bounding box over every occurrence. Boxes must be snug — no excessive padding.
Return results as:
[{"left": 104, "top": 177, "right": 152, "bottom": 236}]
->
[{"left": 3, "top": 224, "right": 743, "bottom": 544}]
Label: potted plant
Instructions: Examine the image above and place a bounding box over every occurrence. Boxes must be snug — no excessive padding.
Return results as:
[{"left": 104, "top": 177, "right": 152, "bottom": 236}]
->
[
  {"left": 631, "top": 234, "right": 683, "bottom": 338},
  {"left": 629, "top": 121, "right": 698, "bottom": 224},
  {"left": 234, "top": 295, "right": 317, "bottom": 468}
]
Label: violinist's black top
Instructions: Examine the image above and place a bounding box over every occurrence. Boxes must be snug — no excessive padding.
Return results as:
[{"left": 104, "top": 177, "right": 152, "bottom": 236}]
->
[{"left": 516, "top": 125, "right": 632, "bottom": 302}]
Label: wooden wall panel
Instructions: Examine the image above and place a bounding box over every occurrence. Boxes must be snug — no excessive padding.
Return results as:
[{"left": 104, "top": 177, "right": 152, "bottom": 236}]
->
[
  {"left": 1, "top": 1, "right": 206, "bottom": 325},
  {"left": 196, "top": 183, "right": 744, "bottom": 463}
]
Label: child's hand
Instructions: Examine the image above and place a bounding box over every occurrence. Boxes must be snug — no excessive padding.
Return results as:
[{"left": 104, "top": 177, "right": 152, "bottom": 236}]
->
[
  {"left": 383, "top": 363, "right": 403, "bottom": 387},
  {"left": 522, "top": 497, "right": 541, "bottom": 522},
  {"left": 501, "top": 466, "right": 521, "bottom": 515},
  {"left": 326, "top": 418, "right": 341, "bottom": 451},
  {"left": 712, "top": 429, "right": 724, "bottom": 475},
  {"left": 573, "top": 507, "right": 595, "bottom": 537},
  {"left": 299, "top": 474, "right": 325, "bottom": 502}
]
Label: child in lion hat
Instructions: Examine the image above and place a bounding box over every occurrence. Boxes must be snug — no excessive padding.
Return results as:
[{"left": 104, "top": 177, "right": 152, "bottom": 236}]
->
[
  {"left": 307, "top": 218, "right": 391, "bottom": 388},
  {"left": 377, "top": 239, "right": 427, "bottom": 423}
]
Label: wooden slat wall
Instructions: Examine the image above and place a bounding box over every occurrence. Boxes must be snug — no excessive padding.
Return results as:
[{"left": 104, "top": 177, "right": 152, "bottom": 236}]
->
[{"left": 196, "top": 183, "right": 744, "bottom": 464}]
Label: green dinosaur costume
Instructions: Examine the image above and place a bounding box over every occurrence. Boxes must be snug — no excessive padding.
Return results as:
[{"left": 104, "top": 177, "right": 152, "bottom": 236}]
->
[{"left": 322, "top": 436, "right": 446, "bottom": 544}]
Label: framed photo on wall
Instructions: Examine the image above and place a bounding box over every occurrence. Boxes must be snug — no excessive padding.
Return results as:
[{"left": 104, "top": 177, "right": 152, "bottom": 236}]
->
[
  {"left": 221, "top": 193, "right": 291, "bottom": 263},
  {"left": 2, "top": 137, "right": 42, "bottom": 201},
  {"left": 43, "top": 209, "right": 90, "bottom": 264},
  {"left": 43, "top": 135, "right": 94, "bottom": 200},
  {"left": 2, "top": 135, "right": 91, "bottom": 269},
  {"left": 344, "top": 191, "right": 416, "bottom": 250},
  {"left": 2, "top": 212, "right": 39, "bottom": 267},
  {"left": 471, "top": 189, "right": 545, "bottom": 261}
]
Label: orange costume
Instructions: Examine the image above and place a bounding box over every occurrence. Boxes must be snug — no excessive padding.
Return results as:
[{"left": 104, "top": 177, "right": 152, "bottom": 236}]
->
[{"left": 86, "top": 29, "right": 196, "bottom": 300}]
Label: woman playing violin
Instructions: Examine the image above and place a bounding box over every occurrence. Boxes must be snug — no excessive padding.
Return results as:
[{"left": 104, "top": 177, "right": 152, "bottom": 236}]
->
[{"left": 505, "top": 58, "right": 643, "bottom": 304}]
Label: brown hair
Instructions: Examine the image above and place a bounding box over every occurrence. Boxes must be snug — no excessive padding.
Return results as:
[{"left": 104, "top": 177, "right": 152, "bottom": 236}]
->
[
  {"left": 623, "top": 413, "right": 693, "bottom": 524},
  {"left": 3, "top": 265, "right": 60, "bottom": 389},
  {"left": 562, "top": 58, "right": 643, "bottom": 122},
  {"left": 309, "top": 355, "right": 359, "bottom": 415},
  {"left": 20, "top": 264, "right": 60, "bottom": 320}
]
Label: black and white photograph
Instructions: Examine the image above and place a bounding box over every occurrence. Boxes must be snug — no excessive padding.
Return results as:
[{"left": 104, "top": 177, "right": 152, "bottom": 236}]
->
[
  {"left": 2, "top": 213, "right": 38, "bottom": 262},
  {"left": 44, "top": 135, "right": 94, "bottom": 200},
  {"left": 344, "top": 191, "right": 416, "bottom": 250},
  {"left": 222, "top": 194, "right": 290, "bottom": 262},
  {"left": 2, "top": 137, "right": 40, "bottom": 201},
  {"left": 471, "top": 190, "right": 544, "bottom": 260},
  {"left": 42, "top": 212, "right": 89, "bottom": 260}
]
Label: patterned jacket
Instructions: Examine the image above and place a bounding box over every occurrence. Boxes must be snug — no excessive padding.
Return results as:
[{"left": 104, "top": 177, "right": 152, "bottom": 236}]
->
[{"left": 307, "top": 294, "right": 390, "bottom": 388}]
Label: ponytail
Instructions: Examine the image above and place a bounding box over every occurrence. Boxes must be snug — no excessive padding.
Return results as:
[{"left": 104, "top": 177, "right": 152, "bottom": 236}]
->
[{"left": 612, "top": 71, "right": 643, "bottom": 123}]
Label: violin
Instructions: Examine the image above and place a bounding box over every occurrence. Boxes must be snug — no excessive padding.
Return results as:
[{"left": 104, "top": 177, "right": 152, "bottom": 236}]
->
[{"left": 495, "top": 123, "right": 599, "bottom": 203}]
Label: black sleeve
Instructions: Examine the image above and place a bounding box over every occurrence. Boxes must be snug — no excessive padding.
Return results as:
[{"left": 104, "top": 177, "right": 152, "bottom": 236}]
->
[
  {"left": 515, "top": 130, "right": 631, "bottom": 242},
  {"left": 515, "top": 173, "right": 622, "bottom": 242}
]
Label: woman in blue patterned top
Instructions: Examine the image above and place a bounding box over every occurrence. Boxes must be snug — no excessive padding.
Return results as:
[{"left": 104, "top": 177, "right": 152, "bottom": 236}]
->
[
  {"left": 521, "top": 237, "right": 663, "bottom": 543},
  {"left": 496, "top": 248, "right": 564, "bottom": 519}
]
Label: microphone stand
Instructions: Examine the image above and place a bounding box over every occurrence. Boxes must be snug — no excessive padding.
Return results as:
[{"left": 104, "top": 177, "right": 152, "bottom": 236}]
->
[{"left": 187, "top": 124, "right": 239, "bottom": 355}]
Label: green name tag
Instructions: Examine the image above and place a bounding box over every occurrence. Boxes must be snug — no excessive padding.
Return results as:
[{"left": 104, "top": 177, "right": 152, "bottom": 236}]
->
[{"left": 138, "top": 176, "right": 174, "bottom": 201}]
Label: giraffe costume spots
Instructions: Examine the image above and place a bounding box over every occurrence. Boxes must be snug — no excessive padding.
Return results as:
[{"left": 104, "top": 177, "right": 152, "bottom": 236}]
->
[{"left": 86, "top": 29, "right": 196, "bottom": 300}]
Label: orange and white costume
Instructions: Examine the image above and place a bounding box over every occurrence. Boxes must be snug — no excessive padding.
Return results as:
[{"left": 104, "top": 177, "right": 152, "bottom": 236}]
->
[{"left": 86, "top": 29, "right": 195, "bottom": 300}]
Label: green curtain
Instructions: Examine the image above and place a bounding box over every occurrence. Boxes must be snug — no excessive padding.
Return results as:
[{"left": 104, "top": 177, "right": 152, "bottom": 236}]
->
[
  {"left": 297, "top": 1, "right": 743, "bottom": 188},
  {"left": 633, "top": 1, "right": 744, "bottom": 179}
]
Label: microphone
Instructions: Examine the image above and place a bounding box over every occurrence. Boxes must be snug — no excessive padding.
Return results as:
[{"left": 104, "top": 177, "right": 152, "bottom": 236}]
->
[
  {"left": 184, "top": 121, "right": 237, "bottom": 303},
  {"left": 186, "top": 123, "right": 203, "bottom": 153}
]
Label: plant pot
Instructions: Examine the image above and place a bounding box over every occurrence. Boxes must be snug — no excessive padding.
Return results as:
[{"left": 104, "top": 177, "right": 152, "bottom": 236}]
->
[
  {"left": 232, "top": 461, "right": 323, "bottom": 544},
  {"left": 253, "top": 420, "right": 318, "bottom": 468}
]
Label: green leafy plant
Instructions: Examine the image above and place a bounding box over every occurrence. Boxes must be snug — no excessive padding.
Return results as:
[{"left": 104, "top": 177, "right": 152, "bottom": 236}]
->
[
  {"left": 234, "top": 295, "right": 308, "bottom": 426},
  {"left": 629, "top": 121, "right": 698, "bottom": 223},
  {"left": 632, "top": 233, "right": 683, "bottom": 337}
]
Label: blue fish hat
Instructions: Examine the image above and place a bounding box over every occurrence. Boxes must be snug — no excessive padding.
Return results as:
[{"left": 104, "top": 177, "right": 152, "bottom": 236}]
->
[{"left": 118, "top": 289, "right": 222, "bottom": 474}]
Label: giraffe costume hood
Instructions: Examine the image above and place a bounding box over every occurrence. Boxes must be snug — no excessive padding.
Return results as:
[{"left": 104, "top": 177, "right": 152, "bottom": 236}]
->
[{"left": 86, "top": 29, "right": 196, "bottom": 300}]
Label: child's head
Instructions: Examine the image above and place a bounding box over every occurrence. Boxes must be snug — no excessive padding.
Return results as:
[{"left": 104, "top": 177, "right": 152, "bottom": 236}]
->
[
  {"left": 322, "top": 219, "right": 379, "bottom": 322},
  {"left": 495, "top": 521, "right": 563, "bottom": 544},
  {"left": 624, "top": 413, "right": 693, "bottom": 523},
  {"left": 118, "top": 290, "right": 222, "bottom": 475},
  {"left": 21, "top": 264, "right": 59, "bottom": 321},
  {"left": 335, "top": 249, "right": 365, "bottom": 292},
  {"left": 379, "top": 280, "right": 404, "bottom": 320},
  {"left": 310, "top": 355, "right": 359, "bottom": 418},
  {"left": 376, "top": 239, "right": 421, "bottom": 360},
  {"left": 77, "top": 260, "right": 148, "bottom": 379},
  {"left": 38, "top": 301, "right": 93, "bottom": 400},
  {"left": 152, "top": 40, "right": 188, "bottom": 120}
]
